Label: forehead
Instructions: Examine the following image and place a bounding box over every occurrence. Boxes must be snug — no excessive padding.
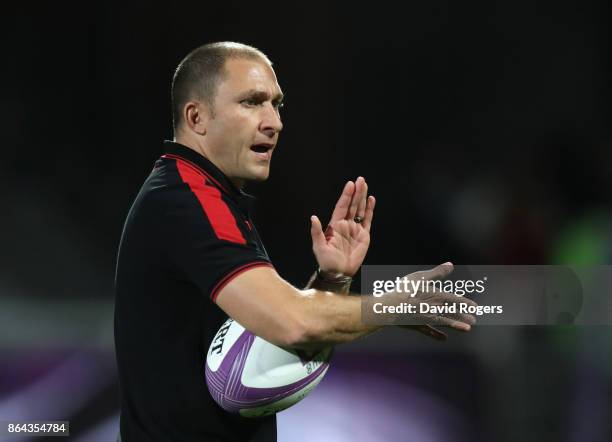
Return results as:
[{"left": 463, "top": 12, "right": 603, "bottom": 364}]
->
[{"left": 218, "top": 58, "right": 282, "bottom": 97}]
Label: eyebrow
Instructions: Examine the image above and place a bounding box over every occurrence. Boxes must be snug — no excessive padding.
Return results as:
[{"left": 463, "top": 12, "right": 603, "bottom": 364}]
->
[{"left": 241, "top": 89, "right": 284, "bottom": 103}]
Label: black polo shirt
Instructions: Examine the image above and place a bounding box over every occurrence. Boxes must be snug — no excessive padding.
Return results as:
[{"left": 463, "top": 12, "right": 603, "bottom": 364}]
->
[{"left": 114, "top": 141, "right": 276, "bottom": 441}]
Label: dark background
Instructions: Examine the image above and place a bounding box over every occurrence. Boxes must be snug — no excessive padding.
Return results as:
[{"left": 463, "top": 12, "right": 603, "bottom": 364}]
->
[{"left": 1, "top": 1, "right": 611, "bottom": 441}]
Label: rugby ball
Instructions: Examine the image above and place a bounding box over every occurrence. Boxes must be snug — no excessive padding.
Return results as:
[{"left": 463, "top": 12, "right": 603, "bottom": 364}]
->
[{"left": 205, "top": 318, "right": 333, "bottom": 417}]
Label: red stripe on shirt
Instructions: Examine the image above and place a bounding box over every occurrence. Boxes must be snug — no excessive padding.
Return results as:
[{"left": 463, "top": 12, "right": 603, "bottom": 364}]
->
[
  {"left": 163, "top": 154, "right": 230, "bottom": 194},
  {"left": 211, "top": 261, "right": 274, "bottom": 302},
  {"left": 175, "top": 160, "right": 247, "bottom": 245}
]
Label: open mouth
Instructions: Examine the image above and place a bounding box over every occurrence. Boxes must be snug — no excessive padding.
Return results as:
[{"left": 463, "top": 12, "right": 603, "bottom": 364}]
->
[
  {"left": 250, "top": 144, "right": 273, "bottom": 154},
  {"left": 250, "top": 144, "right": 274, "bottom": 161}
]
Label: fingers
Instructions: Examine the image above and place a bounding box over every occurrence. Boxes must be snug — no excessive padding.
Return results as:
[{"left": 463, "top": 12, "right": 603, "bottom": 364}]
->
[
  {"left": 402, "top": 287, "right": 477, "bottom": 330},
  {"left": 348, "top": 177, "right": 366, "bottom": 220},
  {"left": 329, "top": 177, "right": 372, "bottom": 225},
  {"left": 430, "top": 290, "right": 478, "bottom": 324},
  {"left": 418, "top": 262, "right": 454, "bottom": 281},
  {"left": 445, "top": 311, "right": 477, "bottom": 326},
  {"left": 362, "top": 195, "right": 376, "bottom": 231},
  {"left": 431, "top": 314, "right": 473, "bottom": 332},
  {"left": 355, "top": 177, "right": 368, "bottom": 220},
  {"left": 398, "top": 325, "right": 448, "bottom": 341},
  {"left": 416, "top": 325, "right": 447, "bottom": 341},
  {"left": 310, "top": 215, "right": 327, "bottom": 250},
  {"left": 401, "top": 308, "right": 475, "bottom": 332},
  {"left": 429, "top": 292, "right": 477, "bottom": 330},
  {"left": 454, "top": 295, "right": 478, "bottom": 309},
  {"left": 329, "top": 181, "right": 355, "bottom": 223}
]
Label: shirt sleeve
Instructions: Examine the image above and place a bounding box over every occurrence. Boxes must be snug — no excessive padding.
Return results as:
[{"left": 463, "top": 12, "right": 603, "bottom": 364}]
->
[{"left": 161, "top": 180, "right": 272, "bottom": 303}]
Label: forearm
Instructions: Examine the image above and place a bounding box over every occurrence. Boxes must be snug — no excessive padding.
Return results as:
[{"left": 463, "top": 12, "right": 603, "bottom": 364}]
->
[
  {"left": 288, "top": 288, "right": 380, "bottom": 351},
  {"left": 217, "top": 267, "right": 378, "bottom": 351}
]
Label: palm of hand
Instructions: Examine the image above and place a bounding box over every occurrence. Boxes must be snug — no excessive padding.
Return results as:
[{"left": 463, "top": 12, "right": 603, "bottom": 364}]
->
[
  {"left": 318, "top": 219, "right": 370, "bottom": 276},
  {"left": 310, "top": 177, "right": 375, "bottom": 277}
]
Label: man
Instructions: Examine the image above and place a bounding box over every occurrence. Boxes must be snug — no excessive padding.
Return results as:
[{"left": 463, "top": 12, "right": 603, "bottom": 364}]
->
[{"left": 114, "top": 42, "right": 476, "bottom": 442}]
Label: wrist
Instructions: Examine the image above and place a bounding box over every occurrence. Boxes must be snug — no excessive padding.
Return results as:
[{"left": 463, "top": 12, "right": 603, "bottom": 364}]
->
[{"left": 310, "top": 268, "right": 353, "bottom": 294}]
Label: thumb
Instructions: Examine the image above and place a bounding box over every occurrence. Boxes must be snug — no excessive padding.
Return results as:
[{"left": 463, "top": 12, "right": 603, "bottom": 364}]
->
[
  {"left": 310, "top": 215, "right": 327, "bottom": 250},
  {"left": 417, "top": 325, "right": 447, "bottom": 341},
  {"left": 399, "top": 325, "right": 447, "bottom": 341},
  {"left": 424, "top": 262, "right": 454, "bottom": 281}
]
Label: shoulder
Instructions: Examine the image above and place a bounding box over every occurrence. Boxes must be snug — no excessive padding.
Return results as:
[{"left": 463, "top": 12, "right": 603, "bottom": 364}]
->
[{"left": 135, "top": 157, "right": 220, "bottom": 212}]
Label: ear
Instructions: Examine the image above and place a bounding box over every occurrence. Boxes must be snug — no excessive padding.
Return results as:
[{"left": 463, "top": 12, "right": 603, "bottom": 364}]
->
[{"left": 183, "top": 101, "right": 210, "bottom": 135}]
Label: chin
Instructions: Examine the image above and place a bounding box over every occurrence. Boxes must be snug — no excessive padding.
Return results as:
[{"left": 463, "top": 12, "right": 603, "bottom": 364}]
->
[
  {"left": 249, "top": 174, "right": 270, "bottom": 182},
  {"left": 247, "top": 167, "right": 271, "bottom": 182}
]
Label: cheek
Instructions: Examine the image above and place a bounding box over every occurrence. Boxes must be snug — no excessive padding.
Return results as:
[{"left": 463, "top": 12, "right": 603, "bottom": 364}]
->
[
  {"left": 208, "top": 118, "right": 241, "bottom": 147},
  {"left": 219, "top": 113, "right": 252, "bottom": 139}
]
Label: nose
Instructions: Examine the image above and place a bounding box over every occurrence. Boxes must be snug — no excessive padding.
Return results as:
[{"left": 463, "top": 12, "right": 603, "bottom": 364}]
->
[{"left": 260, "top": 103, "right": 283, "bottom": 138}]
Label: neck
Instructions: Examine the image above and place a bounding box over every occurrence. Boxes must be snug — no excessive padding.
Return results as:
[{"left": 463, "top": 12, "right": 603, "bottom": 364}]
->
[
  {"left": 174, "top": 132, "right": 207, "bottom": 159},
  {"left": 173, "top": 133, "right": 245, "bottom": 190}
]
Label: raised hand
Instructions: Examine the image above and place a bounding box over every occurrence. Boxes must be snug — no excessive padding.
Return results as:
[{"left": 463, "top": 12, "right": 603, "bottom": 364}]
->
[{"left": 310, "top": 177, "right": 376, "bottom": 277}]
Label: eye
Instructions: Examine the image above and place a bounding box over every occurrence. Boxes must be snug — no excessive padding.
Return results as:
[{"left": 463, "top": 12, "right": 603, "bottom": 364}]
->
[
  {"left": 241, "top": 98, "right": 260, "bottom": 107},
  {"left": 273, "top": 101, "right": 284, "bottom": 110}
]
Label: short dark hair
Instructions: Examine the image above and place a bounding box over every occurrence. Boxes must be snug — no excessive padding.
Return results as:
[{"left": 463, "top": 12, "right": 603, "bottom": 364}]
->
[{"left": 171, "top": 42, "right": 271, "bottom": 133}]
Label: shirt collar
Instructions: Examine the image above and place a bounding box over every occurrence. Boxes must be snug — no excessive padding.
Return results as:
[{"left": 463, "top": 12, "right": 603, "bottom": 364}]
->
[{"left": 162, "top": 140, "right": 257, "bottom": 214}]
